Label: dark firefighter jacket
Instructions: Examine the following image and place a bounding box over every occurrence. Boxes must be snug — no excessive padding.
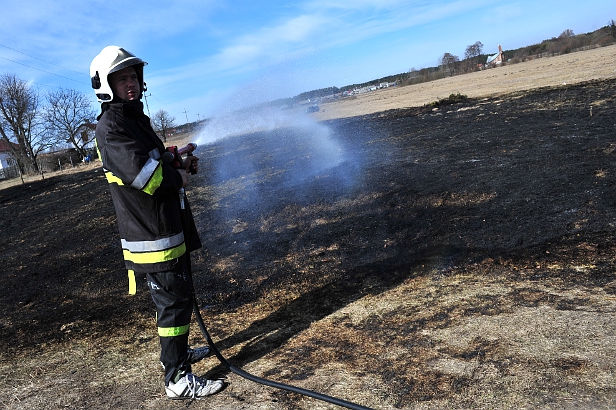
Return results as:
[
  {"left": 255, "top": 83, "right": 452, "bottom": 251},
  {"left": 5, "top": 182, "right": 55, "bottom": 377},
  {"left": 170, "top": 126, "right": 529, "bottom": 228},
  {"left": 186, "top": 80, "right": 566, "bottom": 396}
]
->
[{"left": 95, "top": 100, "right": 202, "bottom": 276}]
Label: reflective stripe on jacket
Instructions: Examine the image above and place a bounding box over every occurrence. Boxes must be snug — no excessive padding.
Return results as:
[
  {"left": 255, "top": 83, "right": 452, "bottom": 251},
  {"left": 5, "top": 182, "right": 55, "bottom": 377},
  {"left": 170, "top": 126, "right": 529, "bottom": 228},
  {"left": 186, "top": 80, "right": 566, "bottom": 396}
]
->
[{"left": 95, "top": 101, "right": 202, "bottom": 273}]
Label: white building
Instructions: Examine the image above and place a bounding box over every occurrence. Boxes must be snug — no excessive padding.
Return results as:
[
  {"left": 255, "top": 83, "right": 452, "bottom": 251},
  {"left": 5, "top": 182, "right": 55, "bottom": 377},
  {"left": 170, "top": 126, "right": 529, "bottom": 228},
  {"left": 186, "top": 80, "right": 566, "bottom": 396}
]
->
[
  {"left": 0, "top": 139, "right": 17, "bottom": 178},
  {"left": 486, "top": 44, "right": 506, "bottom": 66}
]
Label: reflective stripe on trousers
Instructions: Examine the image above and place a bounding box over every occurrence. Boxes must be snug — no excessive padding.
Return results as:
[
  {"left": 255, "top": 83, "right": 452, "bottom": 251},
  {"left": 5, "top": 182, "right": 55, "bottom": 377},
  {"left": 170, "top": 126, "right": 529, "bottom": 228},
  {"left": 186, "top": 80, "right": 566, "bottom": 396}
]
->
[{"left": 146, "top": 256, "right": 193, "bottom": 385}]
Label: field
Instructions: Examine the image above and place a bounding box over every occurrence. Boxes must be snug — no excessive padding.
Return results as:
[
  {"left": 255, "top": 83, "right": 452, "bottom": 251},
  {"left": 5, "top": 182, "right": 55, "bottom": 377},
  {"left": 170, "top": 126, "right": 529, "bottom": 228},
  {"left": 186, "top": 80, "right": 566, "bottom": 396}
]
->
[{"left": 1, "top": 44, "right": 616, "bottom": 409}]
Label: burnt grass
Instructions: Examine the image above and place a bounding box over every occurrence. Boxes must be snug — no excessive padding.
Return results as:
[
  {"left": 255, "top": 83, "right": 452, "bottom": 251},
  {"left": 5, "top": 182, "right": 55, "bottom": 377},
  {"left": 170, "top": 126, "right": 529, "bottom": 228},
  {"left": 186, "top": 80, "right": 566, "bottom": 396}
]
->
[{"left": 1, "top": 78, "right": 616, "bottom": 408}]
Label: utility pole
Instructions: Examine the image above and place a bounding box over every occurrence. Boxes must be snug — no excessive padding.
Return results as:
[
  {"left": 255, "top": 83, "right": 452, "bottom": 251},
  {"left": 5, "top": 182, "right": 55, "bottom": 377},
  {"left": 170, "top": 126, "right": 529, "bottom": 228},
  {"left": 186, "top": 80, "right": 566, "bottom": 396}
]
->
[
  {"left": 196, "top": 113, "right": 201, "bottom": 122},
  {"left": 183, "top": 109, "right": 189, "bottom": 124}
]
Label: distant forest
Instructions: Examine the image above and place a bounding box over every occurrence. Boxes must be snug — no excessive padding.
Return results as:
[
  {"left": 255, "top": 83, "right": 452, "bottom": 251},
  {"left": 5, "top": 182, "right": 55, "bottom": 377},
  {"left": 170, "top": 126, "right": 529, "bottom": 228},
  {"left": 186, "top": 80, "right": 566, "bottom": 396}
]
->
[{"left": 280, "top": 20, "right": 616, "bottom": 105}]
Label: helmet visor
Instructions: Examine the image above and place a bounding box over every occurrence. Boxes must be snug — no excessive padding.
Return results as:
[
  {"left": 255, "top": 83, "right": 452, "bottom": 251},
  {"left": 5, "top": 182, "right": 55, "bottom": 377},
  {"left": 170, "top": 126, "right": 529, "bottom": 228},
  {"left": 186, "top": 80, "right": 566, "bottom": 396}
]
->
[{"left": 108, "top": 48, "right": 147, "bottom": 74}]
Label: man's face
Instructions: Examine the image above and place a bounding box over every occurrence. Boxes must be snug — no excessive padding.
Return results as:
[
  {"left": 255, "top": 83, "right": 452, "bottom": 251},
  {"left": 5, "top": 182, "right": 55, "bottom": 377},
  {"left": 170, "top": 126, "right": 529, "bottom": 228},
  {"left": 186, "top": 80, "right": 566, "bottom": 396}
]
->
[{"left": 108, "top": 66, "right": 140, "bottom": 101}]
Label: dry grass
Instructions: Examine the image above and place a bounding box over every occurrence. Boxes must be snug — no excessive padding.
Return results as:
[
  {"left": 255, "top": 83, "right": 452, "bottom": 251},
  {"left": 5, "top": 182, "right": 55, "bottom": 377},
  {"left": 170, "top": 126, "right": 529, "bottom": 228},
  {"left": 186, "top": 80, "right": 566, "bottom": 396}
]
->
[{"left": 313, "top": 44, "right": 616, "bottom": 121}]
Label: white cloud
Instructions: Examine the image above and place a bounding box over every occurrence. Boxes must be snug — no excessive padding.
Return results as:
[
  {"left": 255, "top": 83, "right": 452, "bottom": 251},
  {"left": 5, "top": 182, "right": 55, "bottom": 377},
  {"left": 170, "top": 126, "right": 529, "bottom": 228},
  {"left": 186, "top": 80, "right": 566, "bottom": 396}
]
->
[
  {"left": 0, "top": 0, "right": 220, "bottom": 72},
  {"left": 212, "top": 14, "right": 329, "bottom": 68}
]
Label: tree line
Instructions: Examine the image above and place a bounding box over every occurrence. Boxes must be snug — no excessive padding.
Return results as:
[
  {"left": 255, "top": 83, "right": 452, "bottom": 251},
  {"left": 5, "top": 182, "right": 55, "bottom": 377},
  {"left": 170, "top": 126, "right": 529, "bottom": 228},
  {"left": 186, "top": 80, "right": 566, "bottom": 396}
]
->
[
  {"left": 280, "top": 21, "right": 616, "bottom": 102},
  {"left": 408, "top": 22, "right": 616, "bottom": 85},
  {"left": 0, "top": 74, "right": 176, "bottom": 177}
]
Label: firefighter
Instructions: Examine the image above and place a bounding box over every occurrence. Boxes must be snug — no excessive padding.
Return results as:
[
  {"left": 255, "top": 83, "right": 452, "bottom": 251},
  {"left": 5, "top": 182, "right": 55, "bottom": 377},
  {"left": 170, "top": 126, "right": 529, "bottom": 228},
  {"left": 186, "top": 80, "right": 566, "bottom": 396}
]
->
[{"left": 90, "top": 46, "right": 224, "bottom": 400}]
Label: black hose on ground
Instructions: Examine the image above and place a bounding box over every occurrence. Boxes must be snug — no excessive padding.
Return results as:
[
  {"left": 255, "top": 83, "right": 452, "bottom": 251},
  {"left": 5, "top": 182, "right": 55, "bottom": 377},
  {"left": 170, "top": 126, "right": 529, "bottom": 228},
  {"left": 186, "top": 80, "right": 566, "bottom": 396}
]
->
[{"left": 192, "top": 299, "right": 374, "bottom": 410}]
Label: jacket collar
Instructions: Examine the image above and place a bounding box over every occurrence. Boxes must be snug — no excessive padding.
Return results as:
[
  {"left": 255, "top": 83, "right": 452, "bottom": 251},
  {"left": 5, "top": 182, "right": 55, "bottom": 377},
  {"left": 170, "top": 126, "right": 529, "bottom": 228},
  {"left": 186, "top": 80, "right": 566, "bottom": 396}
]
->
[{"left": 98, "top": 100, "right": 146, "bottom": 120}]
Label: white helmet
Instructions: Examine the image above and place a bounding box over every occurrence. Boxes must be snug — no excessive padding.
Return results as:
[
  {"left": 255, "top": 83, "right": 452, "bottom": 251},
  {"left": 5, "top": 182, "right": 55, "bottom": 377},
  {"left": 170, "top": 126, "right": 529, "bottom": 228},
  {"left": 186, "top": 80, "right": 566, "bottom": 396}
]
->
[{"left": 90, "top": 46, "right": 147, "bottom": 103}]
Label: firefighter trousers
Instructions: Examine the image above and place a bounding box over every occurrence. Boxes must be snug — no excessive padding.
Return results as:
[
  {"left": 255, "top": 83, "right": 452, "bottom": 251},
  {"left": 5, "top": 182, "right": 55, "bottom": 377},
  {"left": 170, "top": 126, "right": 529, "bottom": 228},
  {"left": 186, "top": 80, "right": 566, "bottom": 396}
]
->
[{"left": 146, "top": 255, "right": 193, "bottom": 386}]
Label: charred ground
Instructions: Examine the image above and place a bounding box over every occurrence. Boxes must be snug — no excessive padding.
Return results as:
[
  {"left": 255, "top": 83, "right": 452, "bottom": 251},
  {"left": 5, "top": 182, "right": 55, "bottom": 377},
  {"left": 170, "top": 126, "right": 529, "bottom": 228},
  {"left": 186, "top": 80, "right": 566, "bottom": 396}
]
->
[{"left": 1, "top": 78, "right": 616, "bottom": 409}]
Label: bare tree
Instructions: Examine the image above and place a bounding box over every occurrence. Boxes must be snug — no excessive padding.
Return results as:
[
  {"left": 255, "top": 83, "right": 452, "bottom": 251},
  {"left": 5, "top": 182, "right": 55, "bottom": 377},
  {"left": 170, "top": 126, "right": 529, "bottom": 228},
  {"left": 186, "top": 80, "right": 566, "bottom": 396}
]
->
[
  {"left": 440, "top": 53, "right": 460, "bottom": 77},
  {"left": 464, "top": 41, "right": 484, "bottom": 72},
  {"left": 559, "top": 29, "right": 575, "bottom": 38},
  {"left": 151, "top": 109, "right": 176, "bottom": 143},
  {"left": 0, "top": 74, "right": 48, "bottom": 173},
  {"left": 44, "top": 88, "right": 97, "bottom": 158}
]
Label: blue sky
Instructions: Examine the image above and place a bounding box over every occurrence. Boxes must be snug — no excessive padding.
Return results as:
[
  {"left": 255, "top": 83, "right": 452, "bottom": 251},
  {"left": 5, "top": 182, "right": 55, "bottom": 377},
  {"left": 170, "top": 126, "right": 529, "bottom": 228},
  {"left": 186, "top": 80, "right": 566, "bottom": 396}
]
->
[{"left": 0, "top": 0, "right": 614, "bottom": 122}]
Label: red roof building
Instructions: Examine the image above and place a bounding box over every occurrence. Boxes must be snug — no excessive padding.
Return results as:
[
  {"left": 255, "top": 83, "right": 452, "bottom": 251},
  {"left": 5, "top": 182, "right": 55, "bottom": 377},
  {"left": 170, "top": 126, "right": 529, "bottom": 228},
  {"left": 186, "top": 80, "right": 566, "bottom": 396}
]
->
[
  {"left": 0, "top": 139, "right": 19, "bottom": 177},
  {"left": 0, "top": 139, "right": 18, "bottom": 153}
]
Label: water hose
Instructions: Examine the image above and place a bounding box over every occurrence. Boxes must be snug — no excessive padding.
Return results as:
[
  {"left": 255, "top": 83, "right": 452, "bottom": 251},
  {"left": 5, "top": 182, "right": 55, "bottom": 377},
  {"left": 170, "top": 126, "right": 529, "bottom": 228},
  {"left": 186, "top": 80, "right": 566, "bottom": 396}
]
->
[{"left": 192, "top": 299, "right": 374, "bottom": 410}]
